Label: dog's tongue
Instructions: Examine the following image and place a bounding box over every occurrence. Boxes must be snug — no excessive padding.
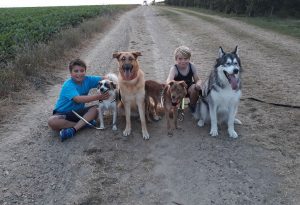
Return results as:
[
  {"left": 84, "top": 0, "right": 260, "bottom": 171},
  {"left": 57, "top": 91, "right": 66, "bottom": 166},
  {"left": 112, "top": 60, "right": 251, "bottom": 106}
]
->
[
  {"left": 124, "top": 70, "right": 131, "bottom": 80},
  {"left": 229, "top": 74, "right": 238, "bottom": 90}
]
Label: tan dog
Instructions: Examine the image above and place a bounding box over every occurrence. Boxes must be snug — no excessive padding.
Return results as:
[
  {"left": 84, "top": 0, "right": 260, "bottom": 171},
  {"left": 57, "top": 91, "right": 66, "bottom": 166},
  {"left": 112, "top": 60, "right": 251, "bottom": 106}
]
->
[
  {"left": 113, "top": 51, "right": 149, "bottom": 139},
  {"left": 145, "top": 80, "right": 166, "bottom": 122},
  {"left": 162, "top": 80, "right": 187, "bottom": 136}
]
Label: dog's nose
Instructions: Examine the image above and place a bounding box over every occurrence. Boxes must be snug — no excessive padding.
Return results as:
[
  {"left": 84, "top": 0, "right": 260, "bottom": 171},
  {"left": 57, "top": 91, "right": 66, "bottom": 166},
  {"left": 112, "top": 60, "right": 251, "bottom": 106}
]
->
[
  {"left": 123, "top": 64, "right": 133, "bottom": 71},
  {"left": 233, "top": 68, "right": 239, "bottom": 74}
]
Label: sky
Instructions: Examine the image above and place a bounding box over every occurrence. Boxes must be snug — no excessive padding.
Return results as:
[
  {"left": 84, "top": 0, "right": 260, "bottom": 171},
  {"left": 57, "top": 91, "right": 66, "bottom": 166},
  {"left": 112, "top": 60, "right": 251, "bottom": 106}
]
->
[{"left": 0, "top": 0, "right": 156, "bottom": 8}]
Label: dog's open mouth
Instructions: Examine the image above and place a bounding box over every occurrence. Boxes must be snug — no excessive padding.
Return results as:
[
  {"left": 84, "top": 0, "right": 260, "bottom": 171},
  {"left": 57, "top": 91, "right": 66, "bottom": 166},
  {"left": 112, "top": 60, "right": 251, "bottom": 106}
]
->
[
  {"left": 123, "top": 69, "right": 132, "bottom": 80},
  {"left": 122, "top": 64, "right": 134, "bottom": 80},
  {"left": 224, "top": 71, "right": 238, "bottom": 90},
  {"left": 171, "top": 97, "right": 181, "bottom": 106}
]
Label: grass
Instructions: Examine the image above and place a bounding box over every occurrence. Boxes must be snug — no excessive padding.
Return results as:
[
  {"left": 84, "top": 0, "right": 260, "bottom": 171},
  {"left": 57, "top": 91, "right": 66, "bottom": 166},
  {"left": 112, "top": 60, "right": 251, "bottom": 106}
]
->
[
  {"left": 171, "top": 6, "right": 300, "bottom": 39},
  {"left": 0, "top": 5, "right": 135, "bottom": 98},
  {"left": 235, "top": 17, "right": 300, "bottom": 39}
]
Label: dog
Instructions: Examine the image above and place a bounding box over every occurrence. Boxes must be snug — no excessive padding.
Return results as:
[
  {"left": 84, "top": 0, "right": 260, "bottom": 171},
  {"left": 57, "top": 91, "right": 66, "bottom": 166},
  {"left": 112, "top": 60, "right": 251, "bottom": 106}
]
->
[
  {"left": 195, "top": 46, "right": 242, "bottom": 138},
  {"left": 145, "top": 80, "right": 166, "bottom": 122},
  {"left": 97, "top": 73, "right": 119, "bottom": 130},
  {"left": 113, "top": 51, "right": 149, "bottom": 139},
  {"left": 162, "top": 80, "right": 187, "bottom": 136}
]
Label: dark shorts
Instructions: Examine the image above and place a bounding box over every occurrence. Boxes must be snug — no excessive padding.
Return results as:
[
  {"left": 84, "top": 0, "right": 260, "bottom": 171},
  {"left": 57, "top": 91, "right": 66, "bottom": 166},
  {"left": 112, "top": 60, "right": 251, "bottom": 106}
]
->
[{"left": 52, "top": 105, "right": 97, "bottom": 122}]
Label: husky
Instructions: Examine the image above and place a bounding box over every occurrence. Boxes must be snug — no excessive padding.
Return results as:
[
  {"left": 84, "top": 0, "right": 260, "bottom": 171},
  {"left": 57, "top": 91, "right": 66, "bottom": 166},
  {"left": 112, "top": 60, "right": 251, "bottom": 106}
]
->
[{"left": 195, "top": 46, "right": 242, "bottom": 138}]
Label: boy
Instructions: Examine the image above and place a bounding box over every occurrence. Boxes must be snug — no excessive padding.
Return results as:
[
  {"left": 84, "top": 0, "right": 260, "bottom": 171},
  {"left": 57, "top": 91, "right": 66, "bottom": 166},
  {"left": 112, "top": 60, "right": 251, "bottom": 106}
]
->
[
  {"left": 166, "top": 46, "right": 202, "bottom": 113},
  {"left": 48, "top": 58, "right": 109, "bottom": 141}
]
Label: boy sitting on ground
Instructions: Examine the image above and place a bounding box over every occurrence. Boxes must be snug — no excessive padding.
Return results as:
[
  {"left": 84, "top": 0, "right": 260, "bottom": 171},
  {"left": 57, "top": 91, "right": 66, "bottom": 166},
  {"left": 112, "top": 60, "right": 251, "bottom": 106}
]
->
[
  {"left": 166, "top": 46, "right": 202, "bottom": 113},
  {"left": 48, "top": 58, "right": 109, "bottom": 141}
]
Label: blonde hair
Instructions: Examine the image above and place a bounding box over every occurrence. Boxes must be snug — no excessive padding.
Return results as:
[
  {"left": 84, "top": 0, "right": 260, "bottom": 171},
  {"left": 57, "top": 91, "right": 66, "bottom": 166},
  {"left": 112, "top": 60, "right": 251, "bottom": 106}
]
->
[{"left": 174, "top": 46, "right": 191, "bottom": 60}]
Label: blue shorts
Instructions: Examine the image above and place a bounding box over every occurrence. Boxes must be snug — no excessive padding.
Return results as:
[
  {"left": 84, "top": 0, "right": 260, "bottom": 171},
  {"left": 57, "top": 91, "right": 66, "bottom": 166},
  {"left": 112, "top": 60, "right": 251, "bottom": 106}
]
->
[{"left": 52, "top": 105, "right": 97, "bottom": 122}]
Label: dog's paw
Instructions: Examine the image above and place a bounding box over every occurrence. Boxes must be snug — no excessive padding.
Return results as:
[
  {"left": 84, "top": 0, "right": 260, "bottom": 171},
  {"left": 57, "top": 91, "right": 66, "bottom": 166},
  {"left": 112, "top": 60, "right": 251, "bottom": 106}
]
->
[
  {"left": 234, "top": 118, "right": 242, "bottom": 125},
  {"left": 112, "top": 125, "right": 117, "bottom": 131},
  {"left": 210, "top": 129, "right": 218, "bottom": 137},
  {"left": 142, "top": 130, "right": 150, "bottom": 140},
  {"left": 153, "top": 115, "right": 161, "bottom": 121},
  {"left": 192, "top": 111, "right": 200, "bottom": 120},
  {"left": 197, "top": 120, "right": 204, "bottom": 127},
  {"left": 123, "top": 128, "right": 131, "bottom": 136},
  {"left": 228, "top": 129, "right": 238, "bottom": 138},
  {"left": 99, "top": 125, "right": 105, "bottom": 130},
  {"left": 176, "top": 125, "right": 182, "bottom": 130},
  {"left": 168, "top": 131, "right": 173, "bottom": 137}
]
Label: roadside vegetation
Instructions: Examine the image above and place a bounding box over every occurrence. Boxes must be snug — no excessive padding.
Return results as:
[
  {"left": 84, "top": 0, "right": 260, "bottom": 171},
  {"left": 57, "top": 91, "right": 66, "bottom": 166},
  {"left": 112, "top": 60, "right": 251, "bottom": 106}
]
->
[
  {"left": 236, "top": 17, "right": 300, "bottom": 39},
  {"left": 172, "top": 7, "right": 300, "bottom": 39},
  {"left": 0, "top": 5, "right": 135, "bottom": 98},
  {"left": 162, "top": 0, "right": 300, "bottom": 38},
  {"left": 163, "top": 0, "right": 299, "bottom": 17}
]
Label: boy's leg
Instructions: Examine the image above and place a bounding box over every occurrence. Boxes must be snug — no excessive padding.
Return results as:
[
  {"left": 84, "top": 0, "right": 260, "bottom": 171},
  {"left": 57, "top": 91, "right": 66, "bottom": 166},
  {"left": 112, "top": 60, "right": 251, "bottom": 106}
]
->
[
  {"left": 49, "top": 106, "right": 98, "bottom": 141},
  {"left": 73, "top": 106, "right": 98, "bottom": 131},
  {"left": 48, "top": 105, "right": 98, "bottom": 132},
  {"left": 188, "top": 84, "right": 199, "bottom": 112},
  {"left": 48, "top": 115, "right": 76, "bottom": 131}
]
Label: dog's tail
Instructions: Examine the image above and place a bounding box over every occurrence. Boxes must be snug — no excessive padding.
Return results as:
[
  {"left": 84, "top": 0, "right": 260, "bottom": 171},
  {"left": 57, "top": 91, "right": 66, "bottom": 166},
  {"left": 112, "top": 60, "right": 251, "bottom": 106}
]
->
[{"left": 106, "top": 73, "right": 118, "bottom": 84}]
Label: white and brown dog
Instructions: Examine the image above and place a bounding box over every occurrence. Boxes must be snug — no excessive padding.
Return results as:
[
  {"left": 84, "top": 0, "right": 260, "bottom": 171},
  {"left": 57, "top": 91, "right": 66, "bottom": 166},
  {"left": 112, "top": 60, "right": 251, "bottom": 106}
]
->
[
  {"left": 97, "top": 73, "right": 118, "bottom": 130},
  {"left": 113, "top": 51, "right": 149, "bottom": 139}
]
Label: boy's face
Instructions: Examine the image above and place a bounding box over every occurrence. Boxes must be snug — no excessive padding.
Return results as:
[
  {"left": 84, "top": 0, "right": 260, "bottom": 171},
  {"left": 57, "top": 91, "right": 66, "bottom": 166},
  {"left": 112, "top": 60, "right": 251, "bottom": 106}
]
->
[
  {"left": 70, "top": 65, "right": 86, "bottom": 84},
  {"left": 175, "top": 54, "right": 190, "bottom": 69}
]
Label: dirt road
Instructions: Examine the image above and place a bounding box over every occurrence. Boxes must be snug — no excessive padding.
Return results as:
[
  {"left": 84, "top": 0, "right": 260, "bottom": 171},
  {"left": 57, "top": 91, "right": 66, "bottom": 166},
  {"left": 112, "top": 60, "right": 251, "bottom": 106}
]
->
[{"left": 1, "top": 6, "right": 299, "bottom": 205}]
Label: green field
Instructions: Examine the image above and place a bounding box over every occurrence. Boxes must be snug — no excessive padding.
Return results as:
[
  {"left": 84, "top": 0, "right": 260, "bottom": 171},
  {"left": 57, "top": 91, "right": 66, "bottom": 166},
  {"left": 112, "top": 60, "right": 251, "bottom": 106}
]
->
[{"left": 0, "top": 5, "right": 126, "bottom": 64}]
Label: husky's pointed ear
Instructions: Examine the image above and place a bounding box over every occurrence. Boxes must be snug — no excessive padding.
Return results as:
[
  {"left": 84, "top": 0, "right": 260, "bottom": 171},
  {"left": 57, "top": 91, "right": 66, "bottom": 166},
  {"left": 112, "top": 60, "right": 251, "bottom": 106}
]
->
[
  {"left": 218, "top": 47, "right": 225, "bottom": 58},
  {"left": 132, "top": 51, "right": 142, "bottom": 58},
  {"left": 232, "top": 45, "right": 239, "bottom": 57},
  {"left": 113, "top": 52, "right": 121, "bottom": 59}
]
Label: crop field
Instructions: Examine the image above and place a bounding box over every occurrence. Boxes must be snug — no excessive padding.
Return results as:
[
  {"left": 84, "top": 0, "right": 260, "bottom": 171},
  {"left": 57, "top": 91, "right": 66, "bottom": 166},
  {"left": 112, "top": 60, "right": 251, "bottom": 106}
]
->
[{"left": 0, "top": 5, "right": 127, "bottom": 64}]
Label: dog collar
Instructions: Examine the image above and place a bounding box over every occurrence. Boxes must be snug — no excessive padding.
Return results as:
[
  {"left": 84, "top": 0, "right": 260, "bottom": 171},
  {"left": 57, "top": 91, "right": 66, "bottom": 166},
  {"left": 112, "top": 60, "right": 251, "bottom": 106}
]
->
[
  {"left": 172, "top": 101, "right": 179, "bottom": 107},
  {"left": 99, "top": 99, "right": 116, "bottom": 103}
]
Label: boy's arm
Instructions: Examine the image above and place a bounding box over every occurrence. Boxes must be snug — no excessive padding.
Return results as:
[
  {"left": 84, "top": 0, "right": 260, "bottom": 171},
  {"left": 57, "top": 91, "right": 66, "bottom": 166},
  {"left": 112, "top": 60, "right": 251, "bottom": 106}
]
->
[
  {"left": 191, "top": 65, "right": 202, "bottom": 90},
  {"left": 73, "top": 92, "right": 110, "bottom": 103},
  {"left": 166, "top": 66, "right": 176, "bottom": 83}
]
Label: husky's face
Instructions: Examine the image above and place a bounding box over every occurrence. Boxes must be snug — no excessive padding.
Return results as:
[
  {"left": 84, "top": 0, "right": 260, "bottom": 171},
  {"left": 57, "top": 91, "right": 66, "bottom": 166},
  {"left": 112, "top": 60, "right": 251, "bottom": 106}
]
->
[
  {"left": 97, "top": 79, "right": 116, "bottom": 94},
  {"left": 216, "top": 46, "right": 241, "bottom": 90}
]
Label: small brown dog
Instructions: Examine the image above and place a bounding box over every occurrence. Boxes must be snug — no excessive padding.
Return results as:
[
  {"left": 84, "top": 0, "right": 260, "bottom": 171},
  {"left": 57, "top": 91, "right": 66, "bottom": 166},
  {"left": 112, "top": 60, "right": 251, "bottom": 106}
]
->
[
  {"left": 113, "top": 51, "right": 149, "bottom": 140},
  {"left": 145, "top": 80, "right": 166, "bottom": 122},
  {"left": 162, "top": 80, "right": 187, "bottom": 136}
]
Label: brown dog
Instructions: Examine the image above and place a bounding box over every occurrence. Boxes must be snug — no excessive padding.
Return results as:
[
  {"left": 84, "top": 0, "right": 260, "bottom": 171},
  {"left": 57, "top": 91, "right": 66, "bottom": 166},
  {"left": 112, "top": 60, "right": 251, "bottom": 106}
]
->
[
  {"left": 113, "top": 51, "right": 149, "bottom": 139},
  {"left": 145, "top": 80, "right": 166, "bottom": 122},
  {"left": 162, "top": 80, "right": 187, "bottom": 136}
]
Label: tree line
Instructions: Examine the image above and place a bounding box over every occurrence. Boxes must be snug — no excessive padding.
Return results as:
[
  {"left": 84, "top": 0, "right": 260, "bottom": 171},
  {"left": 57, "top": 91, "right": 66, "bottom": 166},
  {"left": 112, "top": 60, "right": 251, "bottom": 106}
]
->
[{"left": 164, "top": 0, "right": 300, "bottom": 17}]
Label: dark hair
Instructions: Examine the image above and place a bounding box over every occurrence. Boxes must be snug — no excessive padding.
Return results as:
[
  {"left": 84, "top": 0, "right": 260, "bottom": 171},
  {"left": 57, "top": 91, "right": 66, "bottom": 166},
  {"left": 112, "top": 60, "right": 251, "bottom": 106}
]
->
[{"left": 68, "top": 59, "right": 87, "bottom": 72}]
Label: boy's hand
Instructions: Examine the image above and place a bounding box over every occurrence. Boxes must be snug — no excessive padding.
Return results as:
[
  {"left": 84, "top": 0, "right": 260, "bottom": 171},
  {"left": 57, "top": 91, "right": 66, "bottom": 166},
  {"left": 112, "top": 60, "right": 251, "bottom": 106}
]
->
[
  {"left": 97, "top": 92, "right": 110, "bottom": 101},
  {"left": 195, "top": 80, "right": 202, "bottom": 90}
]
